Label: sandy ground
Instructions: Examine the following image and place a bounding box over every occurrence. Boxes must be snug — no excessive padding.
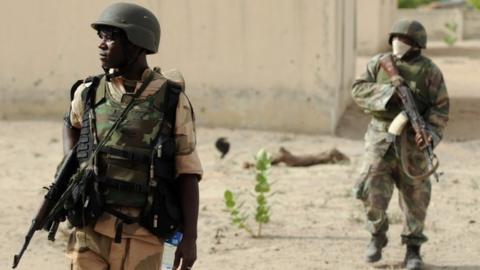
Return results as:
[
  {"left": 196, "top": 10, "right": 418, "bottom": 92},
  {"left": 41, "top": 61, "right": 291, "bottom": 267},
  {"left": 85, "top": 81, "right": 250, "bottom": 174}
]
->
[
  {"left": 1, "top": 122, "right": 479, "bottom": 270},
  {"left": 1, "top": 53, "right": 480, "bottom": 270}
]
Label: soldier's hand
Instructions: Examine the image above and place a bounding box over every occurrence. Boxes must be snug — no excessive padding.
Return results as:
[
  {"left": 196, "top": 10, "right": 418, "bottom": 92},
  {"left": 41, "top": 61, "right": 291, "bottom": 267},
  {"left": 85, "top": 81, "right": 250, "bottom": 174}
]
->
[
  {"left": 173, "top": 236, "right": 197, "bottom": 270},
  {"left": 415, "top": 132, "right": 432, "bottom": 150},
  {"left": 390, "top": 75, "right": 405, "bottom": 88}
]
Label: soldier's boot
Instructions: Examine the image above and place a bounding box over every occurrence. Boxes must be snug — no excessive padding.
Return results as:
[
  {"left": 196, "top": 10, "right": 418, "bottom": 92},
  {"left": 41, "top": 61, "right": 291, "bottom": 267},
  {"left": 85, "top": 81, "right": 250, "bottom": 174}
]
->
[
  {"left": 404, "top": 245, "right": 423, "bottom": 270},
  {"left": 365, "top": 233, "right": 388, "bottom": 263}
]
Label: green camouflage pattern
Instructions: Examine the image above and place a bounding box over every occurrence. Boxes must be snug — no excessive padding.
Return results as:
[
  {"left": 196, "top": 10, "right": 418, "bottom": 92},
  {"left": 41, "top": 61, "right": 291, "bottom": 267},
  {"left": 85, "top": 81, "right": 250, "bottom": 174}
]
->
[
  {"left": 94, "top": 83, "right": 168, "bottom": 207},
  {"left": 92, "top": 2, "right": 161, "bottom": 54},
  {"left": 352, "top": 52, "right": 449, "bottom": 246},
  {"left": 352, "top": 52, "right": 449, "bottom": 149},
  {"left": 389, "top": 19, "right": 427, "bottom": 49},
  {"left": 355, "top": 146, "right": 432, "bottom": 245}
]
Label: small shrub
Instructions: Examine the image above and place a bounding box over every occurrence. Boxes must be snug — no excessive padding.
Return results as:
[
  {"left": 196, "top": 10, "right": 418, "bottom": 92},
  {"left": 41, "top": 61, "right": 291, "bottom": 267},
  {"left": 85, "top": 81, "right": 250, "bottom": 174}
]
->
[
  {"left": 224, "top": 149, "right": 274, "bottom": 238},
  {"left": 398, "top": 0, "right": 438, "bottom": 9},
  {"left": 443, "top": 22, "right": 458, "bottom": 46},
  {"left": 469, "top": 0, "right": 480, "bottom": 10}
]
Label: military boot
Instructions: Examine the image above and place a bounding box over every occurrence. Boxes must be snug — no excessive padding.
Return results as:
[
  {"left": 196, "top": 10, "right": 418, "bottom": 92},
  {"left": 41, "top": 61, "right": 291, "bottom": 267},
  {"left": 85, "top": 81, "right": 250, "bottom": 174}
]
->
[
  {"left": 404, "top": 245, "right": 423, "bottom": 270},
  {"left": 365, "top": 233, "right": 388, "bottom": 263}
]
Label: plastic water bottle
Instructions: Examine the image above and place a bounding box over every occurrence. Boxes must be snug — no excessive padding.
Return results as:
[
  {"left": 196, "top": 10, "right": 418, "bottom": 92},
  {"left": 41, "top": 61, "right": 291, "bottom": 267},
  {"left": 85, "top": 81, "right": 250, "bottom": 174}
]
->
[{"left": 161, "top": 232, "right": 183, "bottom": 270}]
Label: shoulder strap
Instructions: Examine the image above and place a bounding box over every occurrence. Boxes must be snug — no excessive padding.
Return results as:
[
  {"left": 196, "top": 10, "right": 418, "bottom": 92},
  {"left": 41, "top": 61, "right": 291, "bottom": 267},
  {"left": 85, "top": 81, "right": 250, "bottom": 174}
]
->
[
  {"left": 69, "top": 80, "right": 84, "bottom": 101},
  {"left": 162, "top": 81, "right": 182, "bottom": 136},
  {"left": 82, "top": 75, "right": 104, "bottom": 111},
  {"left": 69, "top": 73, "right": 101, "bottom": 101},
  {"left": 150, "top": 68, "right": 183, "bottom": 137},
  {"left": 95, "top": 76, "right": 107, "bottom": 106}
]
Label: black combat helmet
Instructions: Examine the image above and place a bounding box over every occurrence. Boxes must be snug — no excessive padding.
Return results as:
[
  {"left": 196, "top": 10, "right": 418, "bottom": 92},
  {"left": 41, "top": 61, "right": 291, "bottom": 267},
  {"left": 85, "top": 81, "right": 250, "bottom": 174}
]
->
[
  {"left": 388, "top": 19, "right": 427, "bottom": 49},
  {"left": 92, "top": 2, "right": 160, "bottom": 54}
]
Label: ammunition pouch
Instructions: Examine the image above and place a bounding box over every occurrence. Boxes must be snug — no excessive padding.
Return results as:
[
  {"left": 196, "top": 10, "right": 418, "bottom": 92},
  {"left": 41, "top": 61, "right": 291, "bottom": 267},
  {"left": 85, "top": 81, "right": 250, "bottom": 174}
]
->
[
  {"left": 64, "top": 169, "right": 104, "bottom": 228},
  {"left": 138, "top": 84, "right": 183, "bottom": 239},
  {"left": 139, "top": 178, "right": 182, "bottom": 239},
  {"left": 103, "top": 136, "right": 182, "bottom": 239}
]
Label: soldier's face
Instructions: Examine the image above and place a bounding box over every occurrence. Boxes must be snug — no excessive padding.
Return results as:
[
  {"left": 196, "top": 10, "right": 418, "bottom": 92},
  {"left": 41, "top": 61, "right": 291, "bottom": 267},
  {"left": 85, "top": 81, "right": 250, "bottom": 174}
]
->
[{"left": 97, "top": 28, "right": 127, "bottom": 69}]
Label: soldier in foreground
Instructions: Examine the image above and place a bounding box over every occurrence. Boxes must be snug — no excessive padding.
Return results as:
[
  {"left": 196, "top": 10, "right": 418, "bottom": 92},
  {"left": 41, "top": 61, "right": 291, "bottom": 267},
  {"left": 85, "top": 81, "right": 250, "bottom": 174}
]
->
[
  {"left": 352, "top": 19, "right": 449, "bottom": 269},
  {"left": 61, "top": 3, "right": 202, "bottom": 269}
]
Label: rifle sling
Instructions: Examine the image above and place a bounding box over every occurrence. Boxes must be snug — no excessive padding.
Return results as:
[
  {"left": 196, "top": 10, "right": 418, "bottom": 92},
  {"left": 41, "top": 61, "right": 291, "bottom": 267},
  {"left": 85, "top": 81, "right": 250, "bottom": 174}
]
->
[
  {"left": 45, "top": 72, "right": 155, "bottom": 220},
  {"left": 398, "top": 129, "right": 439, "bottom": 182}
]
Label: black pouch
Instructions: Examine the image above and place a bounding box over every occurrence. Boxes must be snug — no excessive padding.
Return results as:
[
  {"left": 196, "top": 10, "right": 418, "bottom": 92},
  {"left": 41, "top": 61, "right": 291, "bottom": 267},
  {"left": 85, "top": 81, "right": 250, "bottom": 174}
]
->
[
  {"left": 140, "top": 179, "right": 182, "bottom": 239},
  {"left": 64, "top": 169, "right": 104, "bottom": 228},
  {"left": 140, "top": 129, "right": 182, "bottom": 238}
]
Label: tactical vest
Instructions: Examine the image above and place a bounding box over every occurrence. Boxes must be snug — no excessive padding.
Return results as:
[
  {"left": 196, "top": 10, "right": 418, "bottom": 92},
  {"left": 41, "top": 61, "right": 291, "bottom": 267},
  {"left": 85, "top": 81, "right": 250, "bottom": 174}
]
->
[
  {"left": 374, "top": 53, "right": 432, "bottom": 121},
  {"left": 72, "top": 71, "right": 182, "bottom": 239}
]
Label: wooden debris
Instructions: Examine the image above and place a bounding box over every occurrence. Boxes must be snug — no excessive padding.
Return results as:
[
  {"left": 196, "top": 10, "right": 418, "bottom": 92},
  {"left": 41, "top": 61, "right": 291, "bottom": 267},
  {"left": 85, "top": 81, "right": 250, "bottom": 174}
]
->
[{"left": 243, "top": 147, "right": 350, "bottom": 169}]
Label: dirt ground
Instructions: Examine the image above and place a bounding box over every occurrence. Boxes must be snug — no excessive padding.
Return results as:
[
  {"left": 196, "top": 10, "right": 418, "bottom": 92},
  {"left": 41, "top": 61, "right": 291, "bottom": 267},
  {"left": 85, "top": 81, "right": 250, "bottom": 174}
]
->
[{"left": 1, "top": 53, "right": 480, "bottom": 270}]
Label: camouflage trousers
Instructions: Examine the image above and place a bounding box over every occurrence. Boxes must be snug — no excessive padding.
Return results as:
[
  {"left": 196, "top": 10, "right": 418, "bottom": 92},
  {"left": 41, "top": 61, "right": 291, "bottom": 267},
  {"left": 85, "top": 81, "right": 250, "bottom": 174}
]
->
[
  {"left": 66, "top": 226, "right": 165, "bottom": 270},
  {"left": 354, "top": 145, "right": 431, "bottom": 246}
]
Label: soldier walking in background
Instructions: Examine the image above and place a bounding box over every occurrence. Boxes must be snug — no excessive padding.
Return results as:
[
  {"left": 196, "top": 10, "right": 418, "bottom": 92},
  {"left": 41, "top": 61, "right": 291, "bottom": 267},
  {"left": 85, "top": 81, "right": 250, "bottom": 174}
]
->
[
  {"left": 62, "top": 3, "right": 202, "bottom": 270},
  {"left": 352, "top": 19, "right": 449, "bottom": 269}
]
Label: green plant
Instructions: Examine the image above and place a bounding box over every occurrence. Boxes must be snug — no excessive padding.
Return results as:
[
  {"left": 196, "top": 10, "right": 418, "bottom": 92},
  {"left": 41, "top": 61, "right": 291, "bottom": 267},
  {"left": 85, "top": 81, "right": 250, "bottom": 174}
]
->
[
  {"left": 443, "top": 22, "right": 458, "bottom": 46},
  {"left": 224, "top": 149, "right": 273, "bottom": 238},
  {"left": 224, "top": 190, "right": 255, "bottom": 237},
  {"left": 398, "top": 0, "right": 438, "bottom": 8},
  {"left": 469, "top": 0, "right": 480, "bottom": 10}
]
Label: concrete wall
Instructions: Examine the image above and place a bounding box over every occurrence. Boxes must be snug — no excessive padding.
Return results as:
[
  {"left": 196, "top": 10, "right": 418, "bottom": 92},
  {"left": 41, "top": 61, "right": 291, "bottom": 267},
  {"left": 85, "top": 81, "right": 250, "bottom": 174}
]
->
[
  {"left": 397, "top": 9, "right": 480, "bottom": 41},
  {"left": 335, "top": 0, "right": 357, "bottom": 134},
  {"left": 462, "top": 10, "right": 480, "bottom": 39},
  {"left": 0, "top": 0, "right": 355, "bottom": 134},
  {"left": 357, "top": 0, "right": 398, "bottom": 55},
  {"left": 397, "top": 8, "right": 464, "bottom": 41}
]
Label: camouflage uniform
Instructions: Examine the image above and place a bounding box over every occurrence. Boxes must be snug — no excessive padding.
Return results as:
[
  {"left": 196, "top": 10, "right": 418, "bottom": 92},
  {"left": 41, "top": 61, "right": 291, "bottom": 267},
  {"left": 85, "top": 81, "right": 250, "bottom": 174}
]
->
[
  {"left": 352, "top": 50, "right": 449, "bottom": 245},
  {"left": 66, "top": 68, "right": 203, "bottom": 270},
  {"left": 62, "top": 3, "right": 202, "bottom": 269}
]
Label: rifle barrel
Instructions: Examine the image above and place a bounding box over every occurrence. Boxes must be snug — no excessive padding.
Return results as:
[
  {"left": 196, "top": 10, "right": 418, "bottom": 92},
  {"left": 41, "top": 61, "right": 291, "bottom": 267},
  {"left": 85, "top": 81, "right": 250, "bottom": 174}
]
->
[{"left": 12, "top": 221, "right": 36, "bottom": 269}]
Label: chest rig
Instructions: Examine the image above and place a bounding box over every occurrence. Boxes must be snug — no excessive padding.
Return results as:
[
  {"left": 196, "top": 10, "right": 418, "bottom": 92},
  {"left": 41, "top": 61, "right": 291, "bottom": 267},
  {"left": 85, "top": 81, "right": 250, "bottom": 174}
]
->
[
  {"left": 71, "top": 71, "right": 182, "bottom": 240},
  {"left": 374, "top": 53, "right": 432, "bottom": 121}
]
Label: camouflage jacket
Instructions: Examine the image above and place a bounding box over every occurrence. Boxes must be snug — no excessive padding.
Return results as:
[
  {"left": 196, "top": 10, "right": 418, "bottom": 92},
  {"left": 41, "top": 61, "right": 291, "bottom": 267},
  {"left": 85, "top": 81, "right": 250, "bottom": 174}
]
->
[{"left": 352, "top": 52, "right": 449, "bottom": 159}]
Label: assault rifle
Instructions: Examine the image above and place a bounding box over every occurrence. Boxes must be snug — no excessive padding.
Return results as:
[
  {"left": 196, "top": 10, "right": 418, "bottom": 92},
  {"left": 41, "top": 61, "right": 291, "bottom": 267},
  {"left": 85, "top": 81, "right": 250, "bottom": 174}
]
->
[
  {"left": 379, "top": 54, "right": 439, "bottom": 182},
  {"left": 12, "top": 148, "right": 79, "bottom": 269}
]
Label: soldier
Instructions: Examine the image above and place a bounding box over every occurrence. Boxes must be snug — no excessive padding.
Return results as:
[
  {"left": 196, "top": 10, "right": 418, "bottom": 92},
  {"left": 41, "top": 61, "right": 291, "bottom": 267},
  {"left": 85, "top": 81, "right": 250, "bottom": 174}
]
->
[
  {"left": 63, "top": 3, "right": 202, "bottom": 270},
  {"left": 352, "top": 19, "right": 449, "bottom": 269}
]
